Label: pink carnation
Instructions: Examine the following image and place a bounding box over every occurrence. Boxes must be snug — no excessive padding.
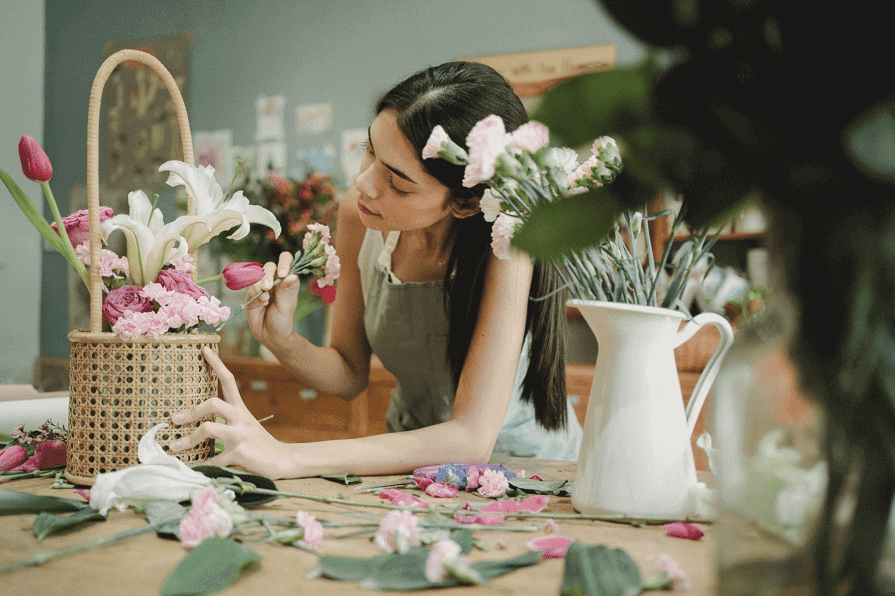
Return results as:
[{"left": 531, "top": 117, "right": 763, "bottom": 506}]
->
[
  {"left": 194, "top": 295, "right": 230, "bottom": 326},
  {"left": 296, "top": 511, "right": 324, "bottom": 549},
  {"left": 157, "top": 269, "right": 209, "bottom": 300},
  {"left": 658, "top": 554, "right": 691, "bottom": 590},
  {"left": 375, "top": 510, "right": 420, "bottom": 553},
  {"left": 50, "top": 206, "right": 113, "bottom": 247},
  {"left": 490, "top": 213, "right": 522, "bottom": 261},
  {"left": 422, "top": 125, "right": 450, "bottom": 160},
  {"left": 112, "top": 310, "right": 169, "bottom": 340},
  {"left": 477, "top": 469, "right": 509, "bottom": 497},
  {"left": 180, "top": 487, "right": 233, "bottom": 548},
  {"left": 463, "top": 115, "right": 507, "bottom": 187},
  {"left": 510, "top": 121, "right": 549, "bottom": 154},
  {"left": 318, "top": 244, "right": 341, "bottom": 287},
  {"left": 303, "top": 223, "right": 331, "bottom": 249},
  {"left": 166, "top": 249, "right": 197, "bottom": 274},
  {"left": 75, "top": 244, "right": 129, "bottom": 278},
  {"left": 425, "top": 482, "right": 459, "bottom": 498},
  {"left": 425, "top": 539, "right": 463, "bottom": 583}
]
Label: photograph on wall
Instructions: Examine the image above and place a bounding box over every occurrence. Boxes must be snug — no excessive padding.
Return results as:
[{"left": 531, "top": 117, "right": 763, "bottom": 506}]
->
[
  {"left": 296, "top": 102, "right": 333, "bottom": 136},
  {"left": 194, "top": 129, "right": 233, "bottom": 186},
  {"left": 256, "top": 95, "right": 286, "bottom": 142}
]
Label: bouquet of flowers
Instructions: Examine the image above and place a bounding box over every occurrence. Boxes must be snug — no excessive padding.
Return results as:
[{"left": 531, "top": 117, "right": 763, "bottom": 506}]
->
[
  {"left": 422, "top": 117, "right": 717, "bottom": 314},
  {"left": 1, "top": 136, "right": 340, "bottom": 340},
  {"left": 210, "top": 169, "right": 341, "bottom": 321}
]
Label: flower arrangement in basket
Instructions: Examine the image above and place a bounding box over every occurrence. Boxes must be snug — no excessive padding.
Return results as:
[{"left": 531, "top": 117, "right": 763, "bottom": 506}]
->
[
  {"left": 0, "top": 50, "right": 339, "bottom": 485},
  {"left": 210, "top": 168, "right": 341, "bottom": 323},
  {"left": 423, "top": 116, "right": 720, "bottom": 314}
]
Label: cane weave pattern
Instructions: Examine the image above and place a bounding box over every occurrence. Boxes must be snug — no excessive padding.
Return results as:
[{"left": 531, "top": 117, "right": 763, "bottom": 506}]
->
[{"left": 65, "top": 332, "right": 219, "bottom": 485}]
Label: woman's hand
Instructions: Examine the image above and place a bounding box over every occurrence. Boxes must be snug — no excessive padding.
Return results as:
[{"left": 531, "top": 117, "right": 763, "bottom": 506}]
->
[
  {"left": 169, "top": 347, "right": 294, "bottom": 479},
  {"left": 245, "top": 252, "right": 302, "bottom": 350}
]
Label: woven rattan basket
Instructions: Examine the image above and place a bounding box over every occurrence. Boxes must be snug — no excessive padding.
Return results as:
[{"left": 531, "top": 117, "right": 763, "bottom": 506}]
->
[{"left": 65, "top": 50, "right": 217, "bottom": 485}]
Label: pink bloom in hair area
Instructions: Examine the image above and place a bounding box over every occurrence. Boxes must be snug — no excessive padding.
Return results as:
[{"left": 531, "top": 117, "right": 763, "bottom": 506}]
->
[
  {"left": 179, "top": 487, "right": 233, "bottom": 549},
  {"left": 51, "top": 207, "right": 114, "bottom": 247},
  {"left": 463, "top": 115, "right": 508, "bottom": 187},
  {"left": 375, "top": 510, "right": 420, "bottom": 554},
  {"left": 490, "top": 213, "right": 522, "bottom": 261},
  {"left": 510, "top": 121, "right": 549, "bottom": 154},
  {"left": 422, "top": 125, "right": 450, "bottom": 160},
  {"left": 477, "top": 469, "right": 509, "bottom": 497},
  {"left": 296, "top": 511, "right": 324, "bottom": 549}
]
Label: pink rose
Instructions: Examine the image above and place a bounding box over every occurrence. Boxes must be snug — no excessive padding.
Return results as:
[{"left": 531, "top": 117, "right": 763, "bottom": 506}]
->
[
  {"left": 0, "top": 445, "right": 29, "bottom": 471},
  {"left": 296, "top": 511, "right": 324, "bottom": 549},
  {"left": 51, "top": 207, "right": 114, "bottom": 247},
  {"left": 12, "top": 440, "right": 66, "bottom": 472},
  {"left": 222, "top": 262, "right": 265, "bottom": 290},
  {"left": 157, "top": 269, "right": 209, "bottom": 300},
  {"left": 103, "top": 285, "right": 154, "bottom": 326},
  {"left": 375, "top": 510, "right": 420, "bottom": 553},
  {"left": 510, "top": 121, "right": 549, "bottom": 154},
  {"left": 463, "top": 115, "right": 507, "bottom": 187},
  {"left": 477, "top": 469, "right": 509, "bottom": 497},
  {"left": 18, "top": 135, "right": 52, "bottom": 182}
]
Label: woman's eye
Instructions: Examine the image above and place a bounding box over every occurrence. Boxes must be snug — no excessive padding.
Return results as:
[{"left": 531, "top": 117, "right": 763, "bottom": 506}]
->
[{"left": 389, "top": 178, "right": 410, "bottom": 196}]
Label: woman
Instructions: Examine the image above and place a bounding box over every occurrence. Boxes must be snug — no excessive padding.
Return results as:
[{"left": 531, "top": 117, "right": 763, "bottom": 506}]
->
[{"left": 170, "top": 61, "right": 582, "bottom": 478}]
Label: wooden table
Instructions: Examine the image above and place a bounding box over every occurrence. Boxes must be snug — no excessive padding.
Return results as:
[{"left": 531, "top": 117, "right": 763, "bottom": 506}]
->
[{"left": 0, "top": 458, "right": 717, "bottom": 595}]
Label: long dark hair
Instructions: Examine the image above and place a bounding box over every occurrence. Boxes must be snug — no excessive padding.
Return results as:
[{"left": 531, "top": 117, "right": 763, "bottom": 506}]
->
[{"left": 375, "top": 61, "right": 569, "bottom": 431}]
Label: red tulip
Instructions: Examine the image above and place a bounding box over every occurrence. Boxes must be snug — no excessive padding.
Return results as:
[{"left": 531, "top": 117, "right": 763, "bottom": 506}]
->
[
  {"left": 0, "top": 444, "right": 28, "bottom": 471},
  {"left": 222, "top": 262, "right": 265, "bottom": 290},
  {"left": 12, "top": 440, "right": 67, "bottom": 472},
  {"left": 310, "top": 278, "right": 336, "bottom": 304},
  {"left": 18, "top": 135, "right": 53, "bottom": 182}
]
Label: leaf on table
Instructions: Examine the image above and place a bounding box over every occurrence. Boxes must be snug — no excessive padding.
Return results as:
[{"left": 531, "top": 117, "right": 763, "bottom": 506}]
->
[
  {"left": 145, "top": 500, "right": 188, "bottom": 540},
  {"left": 192, "top": 465, "right": 278, "bottom": 506},
  {"left": 560, "top": 542, "right": 643, "bottom": 596},
  {"left": 508, "top": 477, "right": 573, "bottom": 496},
  {"left": 320, "top": 472, "right": 362, "bottom": 485},
  {"left": 0, "top": 490, "right": 88, "bottom": 515},
  {"left": 161, "top": 537, "right": 259, "bottom": 596},
  {"left": 33, "top": 507, "right": 106, "bottom": 540}
]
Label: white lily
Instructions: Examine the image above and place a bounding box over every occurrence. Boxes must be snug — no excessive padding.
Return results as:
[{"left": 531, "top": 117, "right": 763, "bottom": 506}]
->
[
  {"left": 159, "top": 160, "right": 281, "bottom": 248},
  {"left": 89, "top": 424, "right": 213, "bottom": 516},
  {"left": 101, "top": 190, "right": 190, "bottom": 286}
]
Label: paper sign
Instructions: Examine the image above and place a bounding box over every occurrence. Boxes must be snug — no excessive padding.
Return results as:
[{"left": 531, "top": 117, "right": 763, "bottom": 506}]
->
[
  {"left": 256, "top": 95, "right": 285, "bottom": 141},
  {"left": 296, "top": 103, "right": 333, "bottom": 135},
  {"left": 194, "top": 130, "right": 233, "bottom": 185},
  {"left": 341, "top": 129, "right": 367, "bottom": 183},
  {"left": 256, "top": 141, "right": 287, "bottom": 174}
]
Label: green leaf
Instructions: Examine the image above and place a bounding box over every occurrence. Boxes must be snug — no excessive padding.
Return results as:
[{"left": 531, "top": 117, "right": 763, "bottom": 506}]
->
[
  {"left": 145, "top": 500, "right": 188, "bottom": 540},
  {"left": 293, "top": 287, "right": 324, "bottom": 322},
  {"left": 313, "top": 552, "right": 394, "bottom": 582},
  {"left": 0, "top": 490, "right": 88, "bottom": 515},
  {"left": 512, "top": 189, "right": 620, "bottom": 259},
  {"left": 320, "top": 472, "right": 362, "bottom": 485},
  {"left": 161, "top": 537, "right": 259, "bottom": 596},
  {"left": 33, "top": 507, "right": 106, "bottom": 540},
  {"left": 508, "top": 477, "right": 572, "bottom": 496},
  {"left": 192, "top": 466, "right": 279, "bottom": 506},
  {"left": 530, "top": 62, "right": 653, "bottom": 148},
  {"left": 560, "top": 542, "right": 643, "bottom": 596}
]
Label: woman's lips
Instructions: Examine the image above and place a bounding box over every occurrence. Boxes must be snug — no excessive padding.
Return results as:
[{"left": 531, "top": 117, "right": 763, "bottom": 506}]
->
[{"left": 358, "top": 202, "right": 377, "bottom": 216}]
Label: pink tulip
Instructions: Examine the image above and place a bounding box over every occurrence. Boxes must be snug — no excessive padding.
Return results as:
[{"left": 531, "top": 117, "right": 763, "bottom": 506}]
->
[
  {"left": 664, "top": 521, "right": 705, "bottom": 540},
  {"left": 18, "top": 135, "right": 52, "bottom": 182},
  {"left": 12, "top": 440, "right": 66, "bottom": 472},
  {"left": 51, "top": 207, "right": 114, "bottom": 247},
  {"left": 222, "top": 262, "right": 265, "bottom": 290},
  {"left": 0, "top": 445, "right": 29, "bottom": 471}
]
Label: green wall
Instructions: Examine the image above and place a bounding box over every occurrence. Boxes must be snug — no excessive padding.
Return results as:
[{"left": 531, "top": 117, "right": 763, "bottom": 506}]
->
[{"left": 40, "top": 0, "right": 645, "bottom": 357}]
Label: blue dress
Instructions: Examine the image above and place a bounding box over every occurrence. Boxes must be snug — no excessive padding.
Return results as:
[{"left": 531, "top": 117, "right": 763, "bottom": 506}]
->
[{"left": 358, "top": 229, "right": 582, "bottom": 460}]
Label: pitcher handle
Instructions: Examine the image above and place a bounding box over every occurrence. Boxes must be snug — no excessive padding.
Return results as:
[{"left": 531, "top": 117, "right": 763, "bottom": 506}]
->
[{"left": 674, "top": 312, "right": 735, "bottom": 434}]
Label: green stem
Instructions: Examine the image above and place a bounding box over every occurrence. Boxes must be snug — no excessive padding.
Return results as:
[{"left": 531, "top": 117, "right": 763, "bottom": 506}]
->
[
  {"left": 41, "top": 182, "right": 88, "bottom": 287},
  {"left": 197, "top": 274, "right": 222, "bottom": 286}
]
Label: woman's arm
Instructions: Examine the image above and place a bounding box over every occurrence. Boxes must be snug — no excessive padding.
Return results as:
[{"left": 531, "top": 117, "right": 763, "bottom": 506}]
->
[
  {"left": 171, "top": 246, "right": 533, "bottom": 478},
  {"left": 246, "top": 190, "right": 373, "bottom": 399}
]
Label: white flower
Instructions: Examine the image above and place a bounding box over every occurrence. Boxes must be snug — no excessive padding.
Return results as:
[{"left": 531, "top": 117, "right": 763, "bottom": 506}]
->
[
  {"left": 480, "top": 189, "right": 504, "bottom": 223},
  {"left": 544, "top": 147, "right": 579, "bottom": 174},
  {"left": 425, "top": 539, "right": 462, "bottom": 583},
  {"left": 490, "top": 213, "right": 523, "bottom": 261},
  {"left": 159, "top": 160, "right": 281, "bottom": 249},
  {"left": 101, "top": 190, "right": 190, "bottom": 286},
  {"left": 89, "top": 424, "right": 213, "bottom": 516}
]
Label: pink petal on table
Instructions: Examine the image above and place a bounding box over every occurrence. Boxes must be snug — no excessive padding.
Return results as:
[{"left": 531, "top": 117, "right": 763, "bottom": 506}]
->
[
  {"left": 664, "top": 521, "right": 704, "bottom": 540},
  {"left": 528, "top": 474, "right": 544, "bottom": 481},
  {"left": 453, "top": 512, "right": 506, "bottom": 525},
  {"left": 413, "top": 477, "right": 434, "bottom": 490},
  {"left": 527, "top": 536, "right": 575, "bottom": 559},
  {"left": 379, "top": 488, "right": 429, "bottom": 508},
  {"left": 425, "top": 482, "right": 458, "bottom": 498},
  {"left": 75, "top": 489, "right": 91, "bottom": 502},
  {"left": 480, "top": 495, "right": 549, "bottom": 515}
]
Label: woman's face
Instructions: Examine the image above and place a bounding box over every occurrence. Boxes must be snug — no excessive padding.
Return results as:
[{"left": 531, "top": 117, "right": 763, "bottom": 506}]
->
[{"left": 353, "top": 109, "right": 455, "bottom": 233}]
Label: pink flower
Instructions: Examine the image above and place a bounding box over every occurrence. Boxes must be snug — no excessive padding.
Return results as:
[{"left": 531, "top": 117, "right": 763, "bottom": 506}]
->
[
  {"left": 0, "top": 445, "right": 28, "bottom": 471},
  {"left": 425, "top": 539, "right": 462, "bottom": 583},
  {"left": 425, "top": 482, "right": 459, "bottom": 498},
  {"left": 465, "top": 469, "right": 481, "bottom": 491},
  {"left": 527, "top": 536, "right": 575, "bottom": 559},
  {"left": 413, "top": 477, "right": 434, "bottom": 490},
  {"left": 663, "top": 521, "right": 705, "bottom": 540},
  {"left": 18, "top": 135, "right": 52, "bottom": 182},
  {"left": 11, "top": 440, "right": 66, "bottom": 472},
  {"left": 51, "top": 207, "right": 114, "bottom": 247},
  {"left": 157, "top": 269, "right": 209, "bottom": 300},
  {"left": 76, "top": 244, "right": 129, "bottom": 278},
  {"left": 303, "top": 223, "right": 332, "bottom": 249},
  {"left": 75, "top": 489, "right": 91, "bottom": 502},
  {"left": 165, "top": 249, "right": 197, "bottom": 274},
  {"left": 378, "top": 488, "right": 428, "bottom": 508},
  {"left": 193, "top": 295, "right": 230, "bottom": 326},
  {"left": 310, "top": 278, "right": 337, "bottom": 304},
  {"left": 422, "top": 125, "right": 450, "bottom": 160},
  {"left": 179, "top": 487, "right": 233, "bottom": 548},
  {"left": 103, "top": 285, "right": 154, "bottom": 326},
  {"left": 480, "top": 495, "right": 549, "bottom": 514},
  {"left": 296, "top": 511, "right": 324, "bottom": 549},
  {"left": 463, "top": 115, "right": 508, "bottom": 187},
  {"left": 453, "top": 511, "right": 505, "bottom": 525},
  {"left": 510, "top": 121, "right": 549, "bottom": 154},
  {"left": 375, "top": 510, "right": 420, "bottom": 553},
  {"left": 568, "top": 155, "right": 600, "bottom": 189},
  {"left": 112, "top": 310, "right": 169, "bottom": 340},
  {"left": 490, "top": 213, "right": 522, "bottom": 261},
  {"left": 658, "top": 554, "right": 691, "bottom": 590},
  {"left": 317, "top": 244, "right": 341, "bottom": 287},
  {"left": 543, "top": 519, "right": 559, "bottom": 532},
  {"left": 477, "top": 468, "right": 509, "bottom": 497},
  {"left": 222, "top": 262, "right": 265, "bottom": 290}
]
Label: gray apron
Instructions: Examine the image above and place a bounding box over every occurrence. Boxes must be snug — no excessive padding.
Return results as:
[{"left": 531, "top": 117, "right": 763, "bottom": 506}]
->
[{"left": 359, "top": 229, "right": 582, "bottom": 460}]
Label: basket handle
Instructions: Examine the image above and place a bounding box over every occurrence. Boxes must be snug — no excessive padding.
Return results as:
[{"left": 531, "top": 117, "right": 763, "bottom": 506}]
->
[{"left": 86, "top": 49, "right": 194, "bottom": 333}]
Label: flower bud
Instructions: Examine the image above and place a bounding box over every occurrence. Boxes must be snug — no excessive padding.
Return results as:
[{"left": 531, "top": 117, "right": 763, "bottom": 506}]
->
[
  {"left": 222, "top": 262, "right": 265, "bottom": 290},
  {"left": 18, "top": 135, "right": 53, "bottom": 182}
]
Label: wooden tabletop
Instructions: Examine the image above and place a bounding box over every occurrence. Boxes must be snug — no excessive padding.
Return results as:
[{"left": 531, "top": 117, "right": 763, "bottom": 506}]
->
[{"left": 0, "top": 457, "right": 717, "bottom": 595}]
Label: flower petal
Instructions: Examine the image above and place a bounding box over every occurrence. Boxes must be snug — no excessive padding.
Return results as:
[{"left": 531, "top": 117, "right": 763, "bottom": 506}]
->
[
  {"left": 527, "top": 536, "right": 575, "bottom": 559},
  {"left": 663, "top": 521, "right": 705, "bottom": 540}
]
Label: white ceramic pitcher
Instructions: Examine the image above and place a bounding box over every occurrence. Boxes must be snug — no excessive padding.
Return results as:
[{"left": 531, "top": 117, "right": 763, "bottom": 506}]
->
[{"left": 569, "top": 299, "right": 734, "bottom": 520}]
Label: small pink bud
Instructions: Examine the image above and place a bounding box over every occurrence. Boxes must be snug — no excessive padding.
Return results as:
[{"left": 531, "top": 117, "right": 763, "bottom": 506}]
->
[
  {"left": 222, "top": 262, "right": 265, "bottom": 290},
  {"left": 18, "top": 136, "right": 53, "bottom": 182}
]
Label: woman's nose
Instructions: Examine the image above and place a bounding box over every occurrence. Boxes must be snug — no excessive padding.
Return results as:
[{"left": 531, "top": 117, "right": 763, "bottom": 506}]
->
[{"left": 354, "top": 162, "right": 377, "bottom": 199}]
